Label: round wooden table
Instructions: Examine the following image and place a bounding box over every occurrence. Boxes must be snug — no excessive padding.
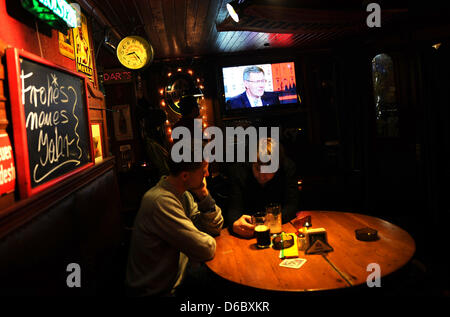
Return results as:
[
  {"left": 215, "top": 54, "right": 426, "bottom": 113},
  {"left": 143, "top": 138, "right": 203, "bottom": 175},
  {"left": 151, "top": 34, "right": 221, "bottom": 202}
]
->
[{"left": 206, "top": 211, "right": 415, "bottom": 292}]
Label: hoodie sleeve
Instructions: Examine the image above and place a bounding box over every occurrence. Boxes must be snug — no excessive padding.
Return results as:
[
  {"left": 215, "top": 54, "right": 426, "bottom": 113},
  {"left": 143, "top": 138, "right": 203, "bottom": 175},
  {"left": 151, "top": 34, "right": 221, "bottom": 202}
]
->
[
  {"left": 184, "top": 192, "right": 224, "bottom": 237},
  {"left": 150, "top": 194, "right": 220, "bottom": 262}
]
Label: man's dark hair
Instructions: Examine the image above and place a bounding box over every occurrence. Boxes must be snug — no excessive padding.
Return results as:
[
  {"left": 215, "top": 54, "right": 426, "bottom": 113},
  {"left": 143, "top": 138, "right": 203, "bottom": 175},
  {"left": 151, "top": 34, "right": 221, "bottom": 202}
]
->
[
  {"left": 168, "top": 159, "right": 204, "bottom": 176},
  {"left": 178, "top": 95, "right": 199, "bottom": 116},
  {"left": 167, "top": 140, "right": 206, "bottom": 176}
]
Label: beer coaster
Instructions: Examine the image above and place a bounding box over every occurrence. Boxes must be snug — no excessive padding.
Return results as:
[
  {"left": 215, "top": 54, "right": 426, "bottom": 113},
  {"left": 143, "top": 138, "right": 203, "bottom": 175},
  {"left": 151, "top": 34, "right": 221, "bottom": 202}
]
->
[{"left": 279, "top": 258, "right": 306, "bottom": 269}]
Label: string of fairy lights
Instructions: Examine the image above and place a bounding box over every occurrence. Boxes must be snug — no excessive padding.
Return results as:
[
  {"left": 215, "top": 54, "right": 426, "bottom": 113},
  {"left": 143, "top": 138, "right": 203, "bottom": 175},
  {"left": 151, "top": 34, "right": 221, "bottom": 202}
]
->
[{"left": 158, "top": 68, "right": 207, "bottom": 142}]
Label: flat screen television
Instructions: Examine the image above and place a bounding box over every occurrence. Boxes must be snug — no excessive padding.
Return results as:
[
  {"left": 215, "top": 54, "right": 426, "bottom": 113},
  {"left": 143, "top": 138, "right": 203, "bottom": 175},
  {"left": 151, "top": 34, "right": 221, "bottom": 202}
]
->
[{"left": 221, "top": 61, "right": 300, "bottom": 115}]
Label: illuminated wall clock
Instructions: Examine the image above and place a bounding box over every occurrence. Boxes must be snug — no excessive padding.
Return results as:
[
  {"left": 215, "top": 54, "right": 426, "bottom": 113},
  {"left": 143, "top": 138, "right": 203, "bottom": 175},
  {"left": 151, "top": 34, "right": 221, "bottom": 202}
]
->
[{"left": 116, "top": 36, "right": 154, "bottom": 70}]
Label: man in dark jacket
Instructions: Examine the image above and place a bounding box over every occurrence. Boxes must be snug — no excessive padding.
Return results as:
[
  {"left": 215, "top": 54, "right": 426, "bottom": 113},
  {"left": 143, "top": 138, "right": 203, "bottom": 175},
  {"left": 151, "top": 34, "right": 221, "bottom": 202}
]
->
[{"left": 226, "top": 140, "right": 298, "bottom": 237}]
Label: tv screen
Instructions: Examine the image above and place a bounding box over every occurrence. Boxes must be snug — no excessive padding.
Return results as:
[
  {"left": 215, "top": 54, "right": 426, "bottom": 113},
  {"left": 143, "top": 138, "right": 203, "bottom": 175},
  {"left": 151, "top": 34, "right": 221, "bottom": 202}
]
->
[{"left": 222, "top": 62, "right": 299, "bottom": 112}]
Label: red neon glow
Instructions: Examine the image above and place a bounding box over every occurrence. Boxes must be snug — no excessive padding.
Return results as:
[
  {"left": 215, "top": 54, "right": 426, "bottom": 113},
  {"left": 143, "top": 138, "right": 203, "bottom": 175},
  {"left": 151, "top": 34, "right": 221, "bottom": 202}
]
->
[{"left": 268, "top": 33, "right": 294, "bottom": 47}]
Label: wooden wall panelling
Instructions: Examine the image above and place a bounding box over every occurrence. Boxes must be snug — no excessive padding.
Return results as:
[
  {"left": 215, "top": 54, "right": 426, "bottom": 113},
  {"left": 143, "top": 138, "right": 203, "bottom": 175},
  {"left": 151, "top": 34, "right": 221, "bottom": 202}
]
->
[{"left": 0, "top": 157, "right": 116, "bottom": 238}]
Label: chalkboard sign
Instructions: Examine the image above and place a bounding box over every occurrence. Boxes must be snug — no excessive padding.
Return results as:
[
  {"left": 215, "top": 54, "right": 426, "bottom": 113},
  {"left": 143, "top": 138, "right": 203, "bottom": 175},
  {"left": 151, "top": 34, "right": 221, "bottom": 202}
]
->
[{"left": 6, "top": 48, "right": 94, "bottom": 198}]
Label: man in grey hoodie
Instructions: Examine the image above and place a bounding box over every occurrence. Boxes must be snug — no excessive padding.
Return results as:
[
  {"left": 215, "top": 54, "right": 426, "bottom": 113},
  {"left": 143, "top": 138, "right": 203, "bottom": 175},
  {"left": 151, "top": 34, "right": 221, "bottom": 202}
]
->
[{"left": 126, "top": 156, "right": 223, "bottom": 297}]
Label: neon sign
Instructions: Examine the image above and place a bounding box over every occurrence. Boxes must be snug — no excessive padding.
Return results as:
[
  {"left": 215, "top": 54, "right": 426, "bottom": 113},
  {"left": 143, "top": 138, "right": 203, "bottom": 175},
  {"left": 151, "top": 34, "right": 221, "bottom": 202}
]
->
[{"left": 21, "top": 0, "right": 78, "bottom": 33}]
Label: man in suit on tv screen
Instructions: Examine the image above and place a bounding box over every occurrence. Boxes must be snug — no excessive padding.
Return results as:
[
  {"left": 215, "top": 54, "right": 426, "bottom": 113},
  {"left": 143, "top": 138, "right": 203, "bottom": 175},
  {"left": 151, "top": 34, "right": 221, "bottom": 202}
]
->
[{"left": 227, "top": 66, "right": 280, "bottom": 109}]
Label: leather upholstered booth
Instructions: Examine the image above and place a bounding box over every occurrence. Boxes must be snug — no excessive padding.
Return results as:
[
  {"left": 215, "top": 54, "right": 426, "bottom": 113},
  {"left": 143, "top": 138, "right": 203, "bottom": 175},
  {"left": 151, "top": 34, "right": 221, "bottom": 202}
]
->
[{"left": 0, "top": 158, "right": 124, "bottom": 296}]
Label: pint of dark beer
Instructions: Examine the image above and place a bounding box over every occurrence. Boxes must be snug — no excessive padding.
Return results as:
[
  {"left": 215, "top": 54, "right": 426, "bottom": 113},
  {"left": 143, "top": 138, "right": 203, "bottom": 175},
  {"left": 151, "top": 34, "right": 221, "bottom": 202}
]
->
[{"left": 255, "top": 224, "right": 271, "bottom": 248}]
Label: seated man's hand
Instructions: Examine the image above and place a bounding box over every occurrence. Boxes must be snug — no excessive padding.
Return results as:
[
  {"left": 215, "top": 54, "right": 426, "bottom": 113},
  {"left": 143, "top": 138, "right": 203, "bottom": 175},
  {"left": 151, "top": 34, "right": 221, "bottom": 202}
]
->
[
  {"left": 232, "top": 215, "right": 255, "bottom": 238},
  {"left": 191, "top": 178, "right": 209, "bottom": 201}
]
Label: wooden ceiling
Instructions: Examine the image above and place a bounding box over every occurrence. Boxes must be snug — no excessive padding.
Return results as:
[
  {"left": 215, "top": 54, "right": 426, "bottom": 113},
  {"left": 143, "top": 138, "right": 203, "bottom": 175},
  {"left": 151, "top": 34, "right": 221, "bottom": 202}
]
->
[{"left": 83, "top": 0, "right": 449, "bottom": 62}]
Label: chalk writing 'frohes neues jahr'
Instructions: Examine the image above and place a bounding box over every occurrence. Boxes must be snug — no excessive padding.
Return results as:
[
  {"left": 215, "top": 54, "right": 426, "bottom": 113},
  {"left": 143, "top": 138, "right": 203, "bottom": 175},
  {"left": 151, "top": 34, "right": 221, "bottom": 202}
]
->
[{"left": 21, "top": 69, "right": 83, "bottom": 184}]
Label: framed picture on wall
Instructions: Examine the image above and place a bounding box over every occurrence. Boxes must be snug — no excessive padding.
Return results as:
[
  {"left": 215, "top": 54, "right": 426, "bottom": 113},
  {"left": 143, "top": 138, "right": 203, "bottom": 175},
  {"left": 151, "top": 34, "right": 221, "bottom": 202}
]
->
[
  {"left": 58, "top": 29, "right": 75, "bottom": 60},
  {"left": 112, "top": 104, "right": 134, "bottom": 141},
  {"left": 90, "top": 123, "right": 104, "bottom": 163},
  {"left": 119, "top": 144, "right": 133, "bottom": 171}
]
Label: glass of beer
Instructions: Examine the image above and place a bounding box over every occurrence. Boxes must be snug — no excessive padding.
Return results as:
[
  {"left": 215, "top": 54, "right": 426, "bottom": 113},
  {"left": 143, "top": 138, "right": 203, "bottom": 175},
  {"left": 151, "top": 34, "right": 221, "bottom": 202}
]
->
[
  {"left": 252, "top": 212, "right": 271, "bottom": 248},
  {"left": 266, "top": 203, "right": 282, "bottom": 235}
]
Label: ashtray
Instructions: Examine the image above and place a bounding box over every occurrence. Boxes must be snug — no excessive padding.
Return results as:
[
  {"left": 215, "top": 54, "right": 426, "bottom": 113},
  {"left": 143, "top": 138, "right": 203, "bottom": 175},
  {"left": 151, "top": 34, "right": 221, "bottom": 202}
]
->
[
  {"left": 272, "top": 234, "right": 294, "bottom": 249},
  {"left": 355, "top": 227, "right": 379, "bottom": 241}
]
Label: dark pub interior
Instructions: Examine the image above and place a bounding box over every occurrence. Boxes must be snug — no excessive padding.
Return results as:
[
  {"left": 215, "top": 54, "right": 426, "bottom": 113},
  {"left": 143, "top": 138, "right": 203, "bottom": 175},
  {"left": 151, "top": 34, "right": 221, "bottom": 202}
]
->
[{"left": 0, "top": 0, "right": 449, "bottom": 305}]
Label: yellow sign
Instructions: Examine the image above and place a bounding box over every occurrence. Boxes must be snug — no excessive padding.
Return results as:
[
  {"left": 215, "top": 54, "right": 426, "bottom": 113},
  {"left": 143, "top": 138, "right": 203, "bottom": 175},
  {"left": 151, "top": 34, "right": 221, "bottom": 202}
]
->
[
  {"left": 58, "top": 29, "right": 75, "bottom": 60},
  {"left": 73, "top": 12, "right": 94, "bottom": 82}
]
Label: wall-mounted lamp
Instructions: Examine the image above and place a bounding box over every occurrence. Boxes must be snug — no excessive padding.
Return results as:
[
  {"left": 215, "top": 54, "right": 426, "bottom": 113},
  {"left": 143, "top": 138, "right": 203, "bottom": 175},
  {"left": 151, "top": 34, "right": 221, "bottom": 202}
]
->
[
  {"left": 227, "top": 0, "right": 245, "bottom": 23},
  {"left": 104, "top": 40, "right": 116, "bottom": 51},
  {"left": 101, "top": 29, "right": 118, "bottom": 56}
]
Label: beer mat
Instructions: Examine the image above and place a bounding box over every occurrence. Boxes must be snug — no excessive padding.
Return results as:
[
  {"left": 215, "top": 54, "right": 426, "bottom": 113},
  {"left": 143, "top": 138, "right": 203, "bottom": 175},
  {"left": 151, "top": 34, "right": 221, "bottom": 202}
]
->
[
  {"left": 279, "top": 233, "right": 299, "bottom": 259},
  {"left": 279, "top": 258, "right": 307, "bottom": 269}
]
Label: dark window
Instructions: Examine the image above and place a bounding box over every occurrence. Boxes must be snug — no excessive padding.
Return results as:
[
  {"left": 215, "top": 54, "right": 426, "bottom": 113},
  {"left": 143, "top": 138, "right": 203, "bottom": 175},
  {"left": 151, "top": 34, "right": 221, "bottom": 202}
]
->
[{"left": 372, "top": 54, "right": 399, "bottom": 137}]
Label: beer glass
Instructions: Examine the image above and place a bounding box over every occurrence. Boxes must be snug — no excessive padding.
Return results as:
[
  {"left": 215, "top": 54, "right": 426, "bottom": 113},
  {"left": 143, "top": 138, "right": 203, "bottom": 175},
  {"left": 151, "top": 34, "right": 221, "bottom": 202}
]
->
[
  {"left": 252, "top": 212, "right": 271, "bottom": 248},
  {"left": 266, "top": 203, "right": 282, "bottom": 235}
]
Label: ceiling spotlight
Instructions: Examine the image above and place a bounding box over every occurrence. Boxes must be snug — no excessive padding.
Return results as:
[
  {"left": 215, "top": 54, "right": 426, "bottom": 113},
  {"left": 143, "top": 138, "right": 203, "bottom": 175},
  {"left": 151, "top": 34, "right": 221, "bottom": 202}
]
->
[
  {"left": 432, "top": 43, "right": 442, "bottom": 50},
  {"left": 227, "top": 0, "right": 245, "bottom": 23}
]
